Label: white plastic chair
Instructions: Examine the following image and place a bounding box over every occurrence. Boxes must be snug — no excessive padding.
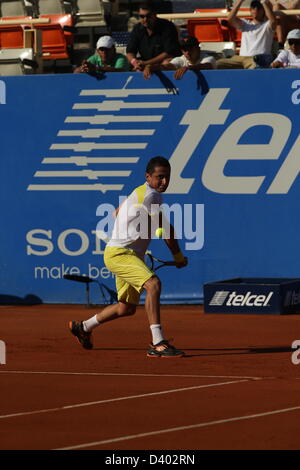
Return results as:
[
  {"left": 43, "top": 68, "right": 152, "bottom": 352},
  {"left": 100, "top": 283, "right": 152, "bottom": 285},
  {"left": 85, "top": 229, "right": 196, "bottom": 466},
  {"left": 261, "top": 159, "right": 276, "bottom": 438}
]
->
[
  {"left": 0, "top": 47, "right": 38, "bottom": 74},
  {"left": 0, "top": 0, "right": 26, "bottom": 16},
  {"left": 74, "top": 0, "right": 106, "bottom": 27},
  {"left": 37, "top": 0, "right": 73, "bottom": 14}
]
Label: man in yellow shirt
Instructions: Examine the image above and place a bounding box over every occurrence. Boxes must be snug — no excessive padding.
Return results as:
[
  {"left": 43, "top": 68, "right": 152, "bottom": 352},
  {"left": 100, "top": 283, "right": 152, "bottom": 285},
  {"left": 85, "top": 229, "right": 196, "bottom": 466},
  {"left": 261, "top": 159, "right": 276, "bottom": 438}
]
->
[{"left": 69, "top": 157, "right": 188, "bottom": 357}]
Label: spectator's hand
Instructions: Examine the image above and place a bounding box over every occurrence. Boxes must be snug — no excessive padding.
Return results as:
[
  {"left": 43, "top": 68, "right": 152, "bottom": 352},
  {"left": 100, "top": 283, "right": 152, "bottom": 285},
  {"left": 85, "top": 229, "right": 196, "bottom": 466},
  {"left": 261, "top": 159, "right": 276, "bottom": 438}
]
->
[
  {"left": 130, "top": 58, "right": 143, "bottom": 71},
  {"left": 80, "top": 60, "right": 90, "bottom": 73},
  {"left": 143, "top": 64, "right": 152, "bottom": 79},
  {"left": 77, "top": 60, "right": 96, "bottom": 74},
  {"left": 174, "top": 66, "right": 189, "bottom": 80},
  {"left": 271, "top": 60, "right": 283, "bottom": 68}
]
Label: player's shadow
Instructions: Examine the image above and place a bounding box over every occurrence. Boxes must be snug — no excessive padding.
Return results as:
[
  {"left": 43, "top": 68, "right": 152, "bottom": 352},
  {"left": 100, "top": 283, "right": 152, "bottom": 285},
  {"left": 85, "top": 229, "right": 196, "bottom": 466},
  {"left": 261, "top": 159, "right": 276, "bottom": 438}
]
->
[
  {"left": 183, "top": 346, "right": 293, "bottom": 358},
  {"left": 92, "top": 346, "right": 293, "bottom": 355},
  {"left": 0, "top": 294, "right": 42, "bottom": 305},
  {"left": 93, "top": 347, "right": 146, "bottom": 351}
]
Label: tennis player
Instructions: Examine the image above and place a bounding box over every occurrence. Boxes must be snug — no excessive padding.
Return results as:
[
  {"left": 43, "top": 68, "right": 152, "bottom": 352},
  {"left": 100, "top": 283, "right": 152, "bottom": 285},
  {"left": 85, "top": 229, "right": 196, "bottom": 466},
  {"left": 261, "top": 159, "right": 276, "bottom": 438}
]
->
[{"left": 69, "top": 156, "right": 188, "bottom": 357}]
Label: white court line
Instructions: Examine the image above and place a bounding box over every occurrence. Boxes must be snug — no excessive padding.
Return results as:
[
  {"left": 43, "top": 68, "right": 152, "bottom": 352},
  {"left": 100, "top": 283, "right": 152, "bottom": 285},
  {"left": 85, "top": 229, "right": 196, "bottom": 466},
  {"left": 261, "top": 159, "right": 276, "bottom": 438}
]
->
[
  {"left": 0, "top": 379, "right": 248, "bottom": 420},
  {"left": 0, "top": 370, "right": 262, "bottom": 380},
  {"left": 56, "top": 404, "right": 300, "bottom": 450}
]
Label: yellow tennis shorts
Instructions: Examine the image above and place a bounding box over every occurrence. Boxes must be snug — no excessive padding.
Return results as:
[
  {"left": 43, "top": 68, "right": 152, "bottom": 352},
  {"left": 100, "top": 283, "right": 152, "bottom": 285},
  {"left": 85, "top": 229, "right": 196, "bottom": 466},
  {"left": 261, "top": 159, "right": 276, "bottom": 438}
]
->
[{"left": 104, "top": 246, "right": 154, "bottom": 305}]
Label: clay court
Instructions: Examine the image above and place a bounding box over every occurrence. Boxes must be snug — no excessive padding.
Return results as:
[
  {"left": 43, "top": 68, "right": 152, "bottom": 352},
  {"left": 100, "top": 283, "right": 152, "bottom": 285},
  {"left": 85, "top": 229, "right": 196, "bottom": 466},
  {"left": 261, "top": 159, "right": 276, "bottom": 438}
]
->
[{"left": 1, "top": 303, "right": 300, "bottom": 450}]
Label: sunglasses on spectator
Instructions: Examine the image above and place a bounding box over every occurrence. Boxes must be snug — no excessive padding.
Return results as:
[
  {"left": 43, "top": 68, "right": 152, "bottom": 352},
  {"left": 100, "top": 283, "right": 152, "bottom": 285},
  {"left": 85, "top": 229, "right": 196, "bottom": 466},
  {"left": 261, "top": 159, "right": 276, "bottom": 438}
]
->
[
  {"left": 288, "top": 39, "right": 300, "bottom": 45},
  {"left": 139, "top": 13, "right": 153, "bottom": 18},
  {"left": 98, "top": 47, "right": 110, "bottom": 51}
]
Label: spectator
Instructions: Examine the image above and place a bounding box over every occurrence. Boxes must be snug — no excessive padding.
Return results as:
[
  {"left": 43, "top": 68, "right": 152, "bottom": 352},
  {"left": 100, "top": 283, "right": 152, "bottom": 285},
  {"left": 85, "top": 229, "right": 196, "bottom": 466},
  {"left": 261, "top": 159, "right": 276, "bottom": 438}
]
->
[
  {"left": 217, "top": 0, "right": 276, "bottom": 69},
  {"left": 270, "top": 0, "right": 300, "bottom": 48},
  {"left": 271, "top": 28, "right": 300, "bottom": 65},
  {"left": 74, "top": 36, "right": 129, "bottom": 74},
  {"left": 103, "top": 0, "right": 115, "bottom": 31},
  {"left": 143, "top": 36, "right": 216, "bottom": 79},
  {"left": 126, "top": 2, "right": 181, "bottom": 72}
]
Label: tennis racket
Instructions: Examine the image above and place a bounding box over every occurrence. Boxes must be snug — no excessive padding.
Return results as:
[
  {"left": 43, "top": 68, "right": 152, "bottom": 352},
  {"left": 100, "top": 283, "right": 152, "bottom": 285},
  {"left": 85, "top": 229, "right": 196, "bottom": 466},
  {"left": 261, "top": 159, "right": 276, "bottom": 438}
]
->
[
  {"left": 97, "top": 231, "right": 186, "bottom": 272},
  {"left": 145, "top": 252, "right": 178, "bottom": 271}
]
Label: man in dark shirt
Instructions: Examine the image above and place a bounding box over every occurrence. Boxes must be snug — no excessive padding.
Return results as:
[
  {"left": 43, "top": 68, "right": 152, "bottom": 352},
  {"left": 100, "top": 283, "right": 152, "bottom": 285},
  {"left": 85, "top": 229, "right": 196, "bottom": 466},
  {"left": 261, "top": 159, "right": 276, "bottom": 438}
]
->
[{"left": 126, "top": 2, "right": 181, "bottom": 71}]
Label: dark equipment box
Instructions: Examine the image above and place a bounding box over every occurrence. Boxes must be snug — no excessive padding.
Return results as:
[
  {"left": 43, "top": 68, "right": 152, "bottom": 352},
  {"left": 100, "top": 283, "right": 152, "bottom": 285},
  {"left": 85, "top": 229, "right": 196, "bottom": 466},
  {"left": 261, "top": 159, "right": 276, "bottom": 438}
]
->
[{"left": 204, "top": 278, "right": 300, "bottom": 314}]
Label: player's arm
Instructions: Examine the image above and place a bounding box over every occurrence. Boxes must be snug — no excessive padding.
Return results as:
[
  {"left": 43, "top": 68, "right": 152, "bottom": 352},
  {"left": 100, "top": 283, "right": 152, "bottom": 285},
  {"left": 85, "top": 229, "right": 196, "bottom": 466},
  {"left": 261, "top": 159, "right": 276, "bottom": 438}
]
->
[
  {"left": 151, "top": 210, "right": 187, "bottom": 268},
  {"left": 113, "top": 197, "right": 127, "bottom": 218},
  {"left": 163, "top": 224, "right": 188, "bottom": 268},
  {"left": 157, "top": 213, "right": 187, "bottom": 268}
]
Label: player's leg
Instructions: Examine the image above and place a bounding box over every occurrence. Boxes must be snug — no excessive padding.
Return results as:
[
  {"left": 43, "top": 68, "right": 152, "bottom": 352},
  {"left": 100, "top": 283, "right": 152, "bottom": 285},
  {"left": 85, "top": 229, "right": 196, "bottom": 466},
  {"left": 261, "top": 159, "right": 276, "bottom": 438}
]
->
[
  {"left": 95, "top": 301, "right": 136, "bottom": 324},
  {"left": 143, "top": 275, "right": 161, "bottom": 325},
  {"left": 143, "top": 276, "right": 185, "bottom": 358},
  {"left": 69, "top": 300, "right": 136, "bottom": 350},
  {"left": 103, "top": 248, "right": 184, "bottom": 356},
  {"left": 69, "top": 247, "right": 144, "bottom": 349}
]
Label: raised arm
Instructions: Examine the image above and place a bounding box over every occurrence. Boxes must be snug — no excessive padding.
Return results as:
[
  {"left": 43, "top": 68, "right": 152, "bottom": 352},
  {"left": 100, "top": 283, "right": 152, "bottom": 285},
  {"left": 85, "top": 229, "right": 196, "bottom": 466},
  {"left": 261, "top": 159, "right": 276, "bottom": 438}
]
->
[
  {"left": 261, "top": 0, "right": 277, "bottom": 29},
  {"left": 228, "top": 0, "right": 245, "bottom": 30}
]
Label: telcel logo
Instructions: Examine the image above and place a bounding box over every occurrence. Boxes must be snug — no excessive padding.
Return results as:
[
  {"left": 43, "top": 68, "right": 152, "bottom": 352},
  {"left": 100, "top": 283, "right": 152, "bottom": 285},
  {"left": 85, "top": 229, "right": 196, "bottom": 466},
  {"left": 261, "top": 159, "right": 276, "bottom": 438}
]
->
[{"left": 210, "top": 291, "right": 273, "bottom": 307}]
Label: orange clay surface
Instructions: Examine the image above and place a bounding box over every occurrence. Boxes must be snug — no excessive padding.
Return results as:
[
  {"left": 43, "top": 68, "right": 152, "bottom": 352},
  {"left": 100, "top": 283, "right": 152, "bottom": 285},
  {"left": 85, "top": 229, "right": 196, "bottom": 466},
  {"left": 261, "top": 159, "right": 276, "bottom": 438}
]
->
[{"left": 1, "top": 304, "right": 300, "bottom": 450}]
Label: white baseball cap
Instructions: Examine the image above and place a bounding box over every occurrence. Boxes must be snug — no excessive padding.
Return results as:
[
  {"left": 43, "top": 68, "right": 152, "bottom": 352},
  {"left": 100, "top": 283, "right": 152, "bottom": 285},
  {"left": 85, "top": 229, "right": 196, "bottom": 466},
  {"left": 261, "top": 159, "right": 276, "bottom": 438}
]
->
[
  {"left": 96, "top": 35, "right": 115, "bottom": 49},
  {"left": 287, "top": 29, "right": 300, "bottom": 40}
]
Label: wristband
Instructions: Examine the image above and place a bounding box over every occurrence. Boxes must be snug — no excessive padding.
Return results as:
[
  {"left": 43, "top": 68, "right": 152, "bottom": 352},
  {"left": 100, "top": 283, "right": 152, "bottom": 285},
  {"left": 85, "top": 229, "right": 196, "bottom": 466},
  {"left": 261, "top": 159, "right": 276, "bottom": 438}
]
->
[{"left": 173, "top": 251, "right": 185, "bottom": 263}]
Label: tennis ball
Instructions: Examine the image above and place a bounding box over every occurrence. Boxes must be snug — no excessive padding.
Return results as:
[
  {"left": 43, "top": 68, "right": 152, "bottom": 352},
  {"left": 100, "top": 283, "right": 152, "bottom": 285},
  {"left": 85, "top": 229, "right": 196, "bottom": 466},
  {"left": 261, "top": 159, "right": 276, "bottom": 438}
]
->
[{"left": 155, "top": 227, "right": 165, "bottom": 238}]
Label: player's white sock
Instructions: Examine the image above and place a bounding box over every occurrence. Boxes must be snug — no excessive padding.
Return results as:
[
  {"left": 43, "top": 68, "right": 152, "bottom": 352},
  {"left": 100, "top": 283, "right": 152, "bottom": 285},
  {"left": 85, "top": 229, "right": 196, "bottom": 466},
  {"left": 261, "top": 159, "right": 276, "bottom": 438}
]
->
[
  {"left": 82, "top": 315, "right": 99, "bottom": 333},
  {"left": 150, "top": 324, "right": 164, "bottom": 345}
]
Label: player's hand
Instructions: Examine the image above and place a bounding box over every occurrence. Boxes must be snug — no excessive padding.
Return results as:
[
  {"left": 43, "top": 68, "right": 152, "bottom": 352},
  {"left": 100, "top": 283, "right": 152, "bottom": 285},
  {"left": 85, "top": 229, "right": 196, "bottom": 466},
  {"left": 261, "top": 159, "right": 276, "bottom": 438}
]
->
[{"left": 175, "top": 256, "right": 188, "bottom": 269}]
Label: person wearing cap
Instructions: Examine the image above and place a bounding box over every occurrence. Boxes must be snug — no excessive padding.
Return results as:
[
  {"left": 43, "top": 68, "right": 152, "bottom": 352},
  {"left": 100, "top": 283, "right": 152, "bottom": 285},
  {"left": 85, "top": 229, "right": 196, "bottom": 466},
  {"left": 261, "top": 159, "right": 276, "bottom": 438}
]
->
[
  {"left": 74, "top": 35, "right": 129, "bottom": 74},
  {"left": 271, "top": 28, "right": 300, "bottom": 66},
  {"left": 143, "top": 35, "right": 216, "bottom": 79},
  {"left": 126, "top": 2, "right": 181, "bottom": 72},
  {"left": 217, "top": 0, "right": 276, "bottom": 69}
]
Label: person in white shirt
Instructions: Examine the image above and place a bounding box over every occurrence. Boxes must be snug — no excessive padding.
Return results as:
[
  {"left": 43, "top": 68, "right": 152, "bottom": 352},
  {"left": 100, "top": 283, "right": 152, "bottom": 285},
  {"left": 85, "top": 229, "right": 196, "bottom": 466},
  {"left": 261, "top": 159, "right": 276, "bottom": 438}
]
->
[
  {"left": 69, "top": 157, "right": 188, "bottom": 358},
  {"left": 143, "top": 35, "right": 216, "bottom": 79},
  {"left": 271, "top": 28, "right": 300, "bottom": 66},
  {"left": 217, "top": 0, "right": 276, "bottom": 69}
]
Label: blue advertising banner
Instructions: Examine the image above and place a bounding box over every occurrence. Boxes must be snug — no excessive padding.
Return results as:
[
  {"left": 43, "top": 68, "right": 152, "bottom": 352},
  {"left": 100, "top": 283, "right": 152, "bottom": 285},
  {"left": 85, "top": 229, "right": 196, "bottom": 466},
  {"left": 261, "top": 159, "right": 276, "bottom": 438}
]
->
[{"left": 1, "top": 69, "right": 300, "bottom": 304}]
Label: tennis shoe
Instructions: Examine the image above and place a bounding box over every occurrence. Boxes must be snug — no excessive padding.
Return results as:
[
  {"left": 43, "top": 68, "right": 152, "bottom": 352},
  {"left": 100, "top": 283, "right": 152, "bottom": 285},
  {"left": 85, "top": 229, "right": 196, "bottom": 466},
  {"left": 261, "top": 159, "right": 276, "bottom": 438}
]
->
[
  {"left": 69, "top": 320, "right": 93, "bottom": 350},
  {"left": 147, "top": 340, "right": 185, "bottom": 358}
]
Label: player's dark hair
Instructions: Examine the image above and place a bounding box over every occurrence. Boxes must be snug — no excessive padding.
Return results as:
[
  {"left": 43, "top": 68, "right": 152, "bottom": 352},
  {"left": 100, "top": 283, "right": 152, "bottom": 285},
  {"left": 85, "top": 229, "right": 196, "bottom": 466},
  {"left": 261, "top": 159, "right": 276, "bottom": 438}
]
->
[
  {"left": 146, "top": 156, "right": 170, "bottom": 174},
  {"left": 139, "top": 2, "right": 156, "bottom": 12}
]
